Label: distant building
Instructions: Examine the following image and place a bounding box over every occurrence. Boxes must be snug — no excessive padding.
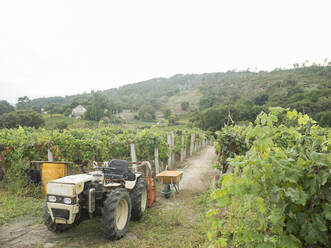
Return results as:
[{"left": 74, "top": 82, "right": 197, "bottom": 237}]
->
[{"left": 71, "top": 105, "right": 87, "bottom": 118}]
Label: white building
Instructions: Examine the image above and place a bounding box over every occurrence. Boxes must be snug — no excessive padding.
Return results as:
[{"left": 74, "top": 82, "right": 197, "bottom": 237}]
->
[{"left": 71, "top": 105, "right": 87, "bottom": 118}]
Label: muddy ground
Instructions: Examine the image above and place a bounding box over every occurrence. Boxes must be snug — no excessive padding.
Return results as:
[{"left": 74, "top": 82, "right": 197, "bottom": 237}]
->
[{"left": 0, "top": 146, "right": 217, "bottom": 248}]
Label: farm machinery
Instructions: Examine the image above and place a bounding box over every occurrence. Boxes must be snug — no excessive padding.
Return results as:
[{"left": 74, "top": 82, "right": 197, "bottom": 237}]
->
[{"left": 43, "top": 159, "right": 156, "bottom": 240}]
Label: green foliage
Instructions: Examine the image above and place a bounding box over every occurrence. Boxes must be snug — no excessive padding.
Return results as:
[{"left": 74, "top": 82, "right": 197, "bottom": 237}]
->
[
  {"left": 138, "top": 104, "right": 156, "bottom": 121},
  {"left": 0, "top": 190, "right": 43, "bottom": 225},
  {"left": 55, "top": 120, "right": 68, "bottom": 130},
  {"left": 0, "top": 110, "right": 44, "bottom": 128},
  {"left": 84, "top": 93, "right": 110, "bottom": 121},
  {"left": 214, "top": 125, "right": 248, "bottom": 173},
  {"left": 135, "top": 127, "right": 169, "bottom": 161},
  {"left": 16, "top": 96, "right": 31, "bottom": 110},
  {"left": 0, "top": 126, "right": 209, "bottom": 182},
  {"left": 208, "top": 108, "right": 330, "bottom": 247},
  {"left": 0, "top": 100, "right": 15, "bottom": 115},
  {"left": 163, "top": 109, "right": 171, "bottom": 119},
  {"left": 63, "top": 107, "right": 72, "bottom": 116},
  {"left": 193, "top": 66, "right": 331, "bottom": 130},
  {"left": 180, "top": 101, "right": 189, "bottom": 111},
  {"left": 168, "top": 115, "right": 179, "bottom": 126}
]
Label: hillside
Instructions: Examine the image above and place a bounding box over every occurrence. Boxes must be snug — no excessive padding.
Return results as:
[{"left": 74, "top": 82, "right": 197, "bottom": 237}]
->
[{"left": 24, "top": 65, "right": 331, "bottom": 129}]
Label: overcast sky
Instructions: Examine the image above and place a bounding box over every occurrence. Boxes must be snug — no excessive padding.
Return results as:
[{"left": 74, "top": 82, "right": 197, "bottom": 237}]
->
[{"left": 1, "top": 0, "right": 330, "bottom": 104}]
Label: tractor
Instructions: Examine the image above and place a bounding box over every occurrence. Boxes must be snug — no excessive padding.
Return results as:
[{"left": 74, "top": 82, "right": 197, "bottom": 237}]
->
[{"left": 43, "top": 159, "right": 155, "bottom": 240}]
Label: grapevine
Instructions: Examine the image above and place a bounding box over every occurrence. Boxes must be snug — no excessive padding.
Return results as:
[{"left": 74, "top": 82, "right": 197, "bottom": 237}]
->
[{"left": 208, "top": 107, "right": 330, "bottom": 247}]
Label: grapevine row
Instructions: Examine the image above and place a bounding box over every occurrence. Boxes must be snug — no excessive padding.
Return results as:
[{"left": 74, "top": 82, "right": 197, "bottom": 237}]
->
[
  {"left": 208, "top": 107, "right": 330, "bottom": 247},
  {"left": 0, "top": 126, "right": 212, "bottom": 178}
]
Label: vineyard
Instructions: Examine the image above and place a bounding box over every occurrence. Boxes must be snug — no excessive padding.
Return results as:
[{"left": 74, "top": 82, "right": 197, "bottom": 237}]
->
[
  {"left": 0, "top": 125, "right": 212, "bottom": 185},
  {"left": 209, "top": 108, "right": 330, "bottom": 247}
]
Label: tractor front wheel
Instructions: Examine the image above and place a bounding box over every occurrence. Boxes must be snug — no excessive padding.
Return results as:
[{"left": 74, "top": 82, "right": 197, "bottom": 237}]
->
[
  {"left": 101, "top": 188, "right": 132, "bottom": 240},
  {"left": 43, "top": 205, "right": 72, "bottom": 232}
]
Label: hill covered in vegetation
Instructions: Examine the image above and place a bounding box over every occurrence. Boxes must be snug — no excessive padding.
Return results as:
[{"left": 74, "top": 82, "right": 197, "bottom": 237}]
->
[
  {"left": 191, "top": 65, "right": 331, "bottom": 130},
  {"left": 5, "top": 65, "right": 330, "bottom": 130}
]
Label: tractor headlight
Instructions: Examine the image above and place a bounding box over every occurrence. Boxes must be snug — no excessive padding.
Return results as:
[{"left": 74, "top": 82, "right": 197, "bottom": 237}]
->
[
  {"left": 63, "top": 198, "right": 72, "bottom": 204},
  {"left": 48, "top": 195, "right": 56, "bottom": 202}
]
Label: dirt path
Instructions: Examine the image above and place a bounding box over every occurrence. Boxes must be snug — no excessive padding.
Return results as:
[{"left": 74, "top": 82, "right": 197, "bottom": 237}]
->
[
  {"left": 180, "top": 146, "right": 217, "bottom": 191},
  {"left": 0, "top": 146, "right": 217, "bottom": 248}
]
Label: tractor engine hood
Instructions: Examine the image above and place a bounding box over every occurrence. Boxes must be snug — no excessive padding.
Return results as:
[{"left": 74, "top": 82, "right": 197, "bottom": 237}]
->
[{"left": 48, "top": 174, "right": 94, "bottom": 196}]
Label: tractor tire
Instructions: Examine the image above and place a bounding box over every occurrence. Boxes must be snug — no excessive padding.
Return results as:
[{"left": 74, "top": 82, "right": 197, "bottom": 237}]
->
[
  {"left": 43, "top": 205, "right": 72, "bottom": 233},
  {"left": 101, "top": 188, "right": 132, "bottom": 240},
  {"left": 130, "top": 178, "right": 148, "bottom": 221}
]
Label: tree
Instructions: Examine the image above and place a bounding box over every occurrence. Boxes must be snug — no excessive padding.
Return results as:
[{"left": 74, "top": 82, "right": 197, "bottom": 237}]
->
[
  {"left": 55, "top": 120, "right": 68, "bottom": 130},
  {"left": 168, "top": 115, "right": 179, "bottom": 125},
  {"left": 47, "top": 104, "right": 63, "bottom": 114},
  {"left": 84, "top": 93, "right": 109, "bottom": 121},
  {"left": 0, "top": 110, "right": 44, "bottom": 128},
  {"left": 63, "top": 107, "right": 72, "bottom": 116},
  {"left": 254, "top": 94, "right": 269, "bottom": 105},
  {"left": 16, "top": 96, "right": 31, "bottom": 110},
  {"left": 163, "top": 109, "right": 171, "bottom": 119},
  {"left": 180, "top": 101, "right": 189, "bottom": 111},
  {"left": 0, "top": 100, "right": 15, "bottom": 115},
  {"left": 138, "top": 104, "right": 156, "bottom": 121}
]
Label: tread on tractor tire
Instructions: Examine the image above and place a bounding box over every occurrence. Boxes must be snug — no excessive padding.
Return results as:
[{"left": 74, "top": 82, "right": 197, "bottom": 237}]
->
[
  {"left": 130, "top": 177, "right": 148, "bottom": 221},
  {"left": 43, "top": 205, "right": 72, "bottom": 233},
  {"left": 101, "top": 188, "right": 132, "bottom": 240}
]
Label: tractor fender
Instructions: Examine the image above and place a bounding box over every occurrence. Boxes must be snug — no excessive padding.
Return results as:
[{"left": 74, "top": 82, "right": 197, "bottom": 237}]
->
[{"left": 125, "top": 174, "right": 141, "bottom": 190}]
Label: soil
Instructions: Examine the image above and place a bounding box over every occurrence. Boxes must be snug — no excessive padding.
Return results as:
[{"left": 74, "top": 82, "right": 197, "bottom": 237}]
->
[
  {"left": 0, "top": 146, "right": 217, "bottom": 248},
  {"left": 179, "top": 146, "right": 217, "bottom": 191}
]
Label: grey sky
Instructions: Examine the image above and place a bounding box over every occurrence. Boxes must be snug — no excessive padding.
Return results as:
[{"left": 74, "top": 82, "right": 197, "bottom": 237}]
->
[{"left": 1, "top": 0, "right": 330, "bottom": 104}]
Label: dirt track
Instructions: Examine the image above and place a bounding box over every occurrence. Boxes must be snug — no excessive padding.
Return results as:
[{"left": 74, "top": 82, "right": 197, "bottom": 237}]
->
[
  {"left": 180, "top": 146, "right": 217, "bottom": 191},
  {"left": 0, "top": 146, "right": 217, "bottom": 248}
]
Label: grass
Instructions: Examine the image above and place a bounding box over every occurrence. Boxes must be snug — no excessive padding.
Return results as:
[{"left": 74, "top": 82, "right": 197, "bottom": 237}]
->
[
  {"left": 51, "top": 191, "right": 209, "bottom": 248},
  {"left": 159, "top": 89, "right": 202, "bottom": 114},
  {"left": 43, "top": 114, "right": 160, "bottom": 130},
  {"left": 0, "top": 190, "right": 43, "bottom": 226},
  {"left": 43, "top": 114, "right": 99, "bottom": 129}
]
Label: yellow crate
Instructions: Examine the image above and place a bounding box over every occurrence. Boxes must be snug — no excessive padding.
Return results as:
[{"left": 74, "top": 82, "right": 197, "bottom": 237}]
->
[{"left": 41, "top": 162, "right": 68, "bottom": 194}]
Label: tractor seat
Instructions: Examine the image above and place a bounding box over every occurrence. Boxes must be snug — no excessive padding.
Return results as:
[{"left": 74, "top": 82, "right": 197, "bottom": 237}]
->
[{"left": 104, "top": 159, "right": 136, "bottom": 181}]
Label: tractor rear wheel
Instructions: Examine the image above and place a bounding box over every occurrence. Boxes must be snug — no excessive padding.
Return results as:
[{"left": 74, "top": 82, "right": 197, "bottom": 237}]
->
[
  {"left": 130, "top": 178, "right": 148, "bottom": 220},
  {"left": 101, "top": 188, "right": 131, "bottom": 240}
]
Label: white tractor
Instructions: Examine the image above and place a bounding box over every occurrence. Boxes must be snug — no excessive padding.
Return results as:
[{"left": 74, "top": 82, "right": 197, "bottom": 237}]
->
[{"left": 43, "top": 159, "right": 152, "bottom": 240}]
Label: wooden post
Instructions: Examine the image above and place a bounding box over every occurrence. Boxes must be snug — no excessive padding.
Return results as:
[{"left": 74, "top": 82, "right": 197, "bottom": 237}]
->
[
  {"left": 190, "top": 133, "right": 195, "bottom": 156},
  {"left": 167, "top": 133, "right": 172, "bottom": 169},
  {"left": 180, "top": 134, "right": 185, "bottom": 162},
  {"left": 48, "top": 149, "right": 53, "bottom": 162},
  {"left": 171, "top": 131, "right": 175, "bottom": 169},
  {"left": 130, "top": 144, "right": 137, "bottom": 173},
  {"left": 154, "top": 147, "right": 160, "bottom": 175},
  {"left": 160, "top": 161, "right": 164, "bottom": 172}
]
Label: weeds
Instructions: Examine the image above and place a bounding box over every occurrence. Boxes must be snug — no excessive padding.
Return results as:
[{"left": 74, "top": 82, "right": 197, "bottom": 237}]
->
[
  {"left": 0, "top": 170, "right": 43, "bottom": 225},
  {"left": 0, "top": 190, "right": 43, "bottom": 225}
]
